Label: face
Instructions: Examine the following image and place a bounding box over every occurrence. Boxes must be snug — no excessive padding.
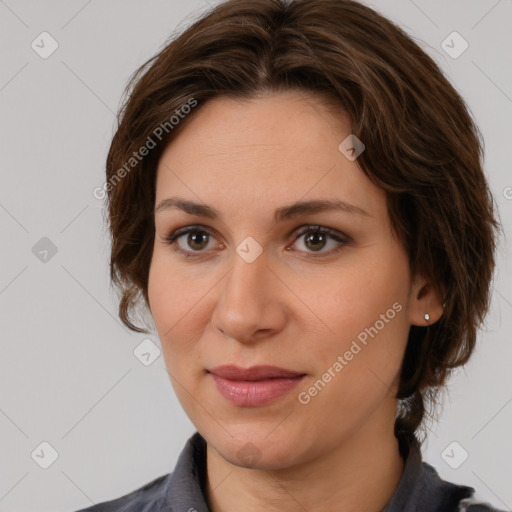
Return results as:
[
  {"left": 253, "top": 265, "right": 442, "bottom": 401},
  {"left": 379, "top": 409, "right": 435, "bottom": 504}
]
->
[{"left": 148, "top": 90, "right": 427, "bottom": 470}]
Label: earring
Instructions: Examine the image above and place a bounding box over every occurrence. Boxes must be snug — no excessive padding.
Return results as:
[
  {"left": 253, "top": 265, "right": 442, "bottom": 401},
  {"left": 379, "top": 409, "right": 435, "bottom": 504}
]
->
[{"left": 424, "top": 313, "right": 430, "bottom": 324}]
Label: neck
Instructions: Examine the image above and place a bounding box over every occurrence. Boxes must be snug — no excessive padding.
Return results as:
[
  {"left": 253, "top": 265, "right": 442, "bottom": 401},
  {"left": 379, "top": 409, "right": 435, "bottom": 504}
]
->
[{"left": 205, "top": 405, "right": 405, "bottom": 512}]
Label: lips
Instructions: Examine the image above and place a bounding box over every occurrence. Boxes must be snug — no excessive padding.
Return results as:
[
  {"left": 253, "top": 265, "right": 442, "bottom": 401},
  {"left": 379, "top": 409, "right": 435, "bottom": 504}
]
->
[
  {"left": 207, "top": 365, "right": 305, "bottom": 381},
  {"left": 207, "top": 365, "right": 307, "bottom": 406}
]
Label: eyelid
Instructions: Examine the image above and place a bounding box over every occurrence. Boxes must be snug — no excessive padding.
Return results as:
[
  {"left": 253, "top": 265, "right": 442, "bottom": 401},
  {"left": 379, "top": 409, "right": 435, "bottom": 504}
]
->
[
  {"left": 163, "top": 224, "right": 220, "bottom": 245},
  {"left": 292, "top": 224, "right": 352, "bottom": 244},
  {"left": 288, "top": 225, "right": 352, "bottom": 258}
]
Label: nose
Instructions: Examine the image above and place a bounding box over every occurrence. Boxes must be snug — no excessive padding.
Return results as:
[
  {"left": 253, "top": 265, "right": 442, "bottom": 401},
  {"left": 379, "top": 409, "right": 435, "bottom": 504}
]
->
[{"left": 210, "top": 247, "right": 287, "bottom": 344}]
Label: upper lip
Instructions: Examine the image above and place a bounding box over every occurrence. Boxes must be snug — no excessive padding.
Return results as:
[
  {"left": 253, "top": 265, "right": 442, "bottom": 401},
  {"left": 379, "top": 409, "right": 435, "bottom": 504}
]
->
[{"left": 208, "top": 365, "right": 306, "bottom": 381}]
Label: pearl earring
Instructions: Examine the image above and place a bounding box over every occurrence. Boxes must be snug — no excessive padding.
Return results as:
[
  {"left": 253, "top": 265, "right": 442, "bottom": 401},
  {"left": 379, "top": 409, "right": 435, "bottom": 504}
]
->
[{"left": 424, "top": 313, "right": 430, "bottom": 323}]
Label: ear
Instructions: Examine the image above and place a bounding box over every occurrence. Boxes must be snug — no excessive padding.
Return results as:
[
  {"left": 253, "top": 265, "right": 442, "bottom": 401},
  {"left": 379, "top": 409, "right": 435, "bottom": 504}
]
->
[{"left": 409, "top": 274, "right": 446, "bottom": 327}]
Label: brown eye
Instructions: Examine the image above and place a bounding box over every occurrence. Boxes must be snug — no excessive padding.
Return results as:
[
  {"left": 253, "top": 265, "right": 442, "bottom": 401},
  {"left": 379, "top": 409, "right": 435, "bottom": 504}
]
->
[
  {"left": 184, "top": 230, "right": 209, "bottom": 251},
  {"left": 303, "top": 231, "right": 328, "bottom": 252},
  {"left": 290, "top": 226, "right": 351, "bottom": 258},
  {"left": 164, "top": 226, "right": 221, "bottom": 259}
]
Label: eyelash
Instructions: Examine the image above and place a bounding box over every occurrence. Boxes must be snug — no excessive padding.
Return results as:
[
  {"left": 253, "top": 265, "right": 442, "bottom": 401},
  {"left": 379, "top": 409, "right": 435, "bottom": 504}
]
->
[{"left": 162, "top": 224, "right": 351, "bottom": 259}]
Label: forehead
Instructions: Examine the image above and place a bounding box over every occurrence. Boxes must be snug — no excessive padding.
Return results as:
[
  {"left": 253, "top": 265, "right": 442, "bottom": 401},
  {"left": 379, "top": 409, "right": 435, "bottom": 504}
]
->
[
  {"left": 154, "top": 91, "right": 386, "bottom": 224},
  {"left": 159, "top": 90, "right": 347, "bottom": 167}
]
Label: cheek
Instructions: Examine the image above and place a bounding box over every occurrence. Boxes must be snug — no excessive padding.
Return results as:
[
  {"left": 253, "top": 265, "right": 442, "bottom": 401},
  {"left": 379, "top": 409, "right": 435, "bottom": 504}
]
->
[
  {"left": 147, "top": 256, "right": 173, "bottom": 333},
  {"left": 148, "top": 254, "right": 188, "bottom": 369},
  {"left": 147, "top": 251, "right": 209, "bottom": 375},
  {"left": 147, "top": 249, "right": 198, "bottom": 334},
  {"left": 306, "top": 245, "right": 411, "bottom": 391},
  {"left": 313, "top": 244, "right": 410, "bottom": 337}
]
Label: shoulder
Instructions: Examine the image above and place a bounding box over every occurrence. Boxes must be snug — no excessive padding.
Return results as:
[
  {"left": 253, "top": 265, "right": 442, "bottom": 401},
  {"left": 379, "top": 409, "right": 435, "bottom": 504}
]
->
[
  {"left": 393, "top": 435, "right": 507, "bottom": 512},
  {"left": 71, "top": 472, "right": 172, "bottom": 512},
  {"left": 422, "top": 462, "right": 508, "bottom": 512},
  {"left": 455, "top": 491, "right": 509, "bottom": 512},
  {"left": 71, "top": 431, "right": 208, "bottom": 512}
]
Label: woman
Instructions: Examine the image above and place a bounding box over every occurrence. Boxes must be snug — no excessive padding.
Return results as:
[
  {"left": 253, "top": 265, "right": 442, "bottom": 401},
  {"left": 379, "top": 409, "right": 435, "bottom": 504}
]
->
[{"left": 76, "top": 0, "right": 505, "bottom": 510}]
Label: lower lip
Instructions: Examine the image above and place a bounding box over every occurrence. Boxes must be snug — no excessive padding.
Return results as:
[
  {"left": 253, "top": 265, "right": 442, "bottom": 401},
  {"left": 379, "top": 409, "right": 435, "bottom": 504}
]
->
[{"left": 209, "top": 373, "right": 306, "bottom": 406}]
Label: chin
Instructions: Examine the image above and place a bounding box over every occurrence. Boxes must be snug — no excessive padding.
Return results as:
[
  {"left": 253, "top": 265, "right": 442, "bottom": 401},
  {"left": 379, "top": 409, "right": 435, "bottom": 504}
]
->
[{"left": 208, "top": 428, "right": 303, "bottom": 470}]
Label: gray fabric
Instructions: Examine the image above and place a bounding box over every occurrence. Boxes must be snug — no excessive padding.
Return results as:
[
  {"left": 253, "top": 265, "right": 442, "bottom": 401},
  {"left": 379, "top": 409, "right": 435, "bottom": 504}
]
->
[{"left": 73, "top": 431, "right": 507, "bottom": 512}]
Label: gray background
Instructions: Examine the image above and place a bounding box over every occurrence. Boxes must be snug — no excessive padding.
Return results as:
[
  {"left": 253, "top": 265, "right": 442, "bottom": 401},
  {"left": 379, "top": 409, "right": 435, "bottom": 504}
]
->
[{"left": 0, "top": 0, "right": 511, "bottom": 511}]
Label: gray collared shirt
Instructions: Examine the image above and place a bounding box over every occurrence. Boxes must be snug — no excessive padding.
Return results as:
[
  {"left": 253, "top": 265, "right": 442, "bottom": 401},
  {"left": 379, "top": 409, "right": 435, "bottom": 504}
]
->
[{"left": 73, "top": 431, "right": 506, "bottom": 512}]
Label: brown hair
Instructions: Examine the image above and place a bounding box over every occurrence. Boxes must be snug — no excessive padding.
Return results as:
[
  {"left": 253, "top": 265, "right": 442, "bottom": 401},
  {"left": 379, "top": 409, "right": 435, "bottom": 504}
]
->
[{"left": 104, "top": 0, "right": 501, "bottom": 455}]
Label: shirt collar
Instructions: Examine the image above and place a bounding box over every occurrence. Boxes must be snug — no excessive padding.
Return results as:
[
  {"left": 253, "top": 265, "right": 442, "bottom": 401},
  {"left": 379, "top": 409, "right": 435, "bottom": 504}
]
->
[{"left": 163, "top": 431, "right": 475, "bottom": 512}]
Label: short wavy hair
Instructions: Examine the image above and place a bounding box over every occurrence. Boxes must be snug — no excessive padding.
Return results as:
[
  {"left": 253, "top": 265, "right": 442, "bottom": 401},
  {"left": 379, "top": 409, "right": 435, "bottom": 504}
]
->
[{"left": 103, "top": 0, "right": 501, "bottom": 455}]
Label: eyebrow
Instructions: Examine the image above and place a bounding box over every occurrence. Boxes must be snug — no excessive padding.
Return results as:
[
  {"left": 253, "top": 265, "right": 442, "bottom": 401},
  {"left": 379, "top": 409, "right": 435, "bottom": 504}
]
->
[{"left": 154, "top": 196, "right": 370, "bottom": 222}]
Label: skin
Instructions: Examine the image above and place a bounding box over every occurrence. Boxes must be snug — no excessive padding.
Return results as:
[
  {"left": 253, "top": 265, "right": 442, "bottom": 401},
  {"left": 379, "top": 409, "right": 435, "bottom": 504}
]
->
[{"left": 147, "top": 89, "right": 444, "bottom": 512}]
